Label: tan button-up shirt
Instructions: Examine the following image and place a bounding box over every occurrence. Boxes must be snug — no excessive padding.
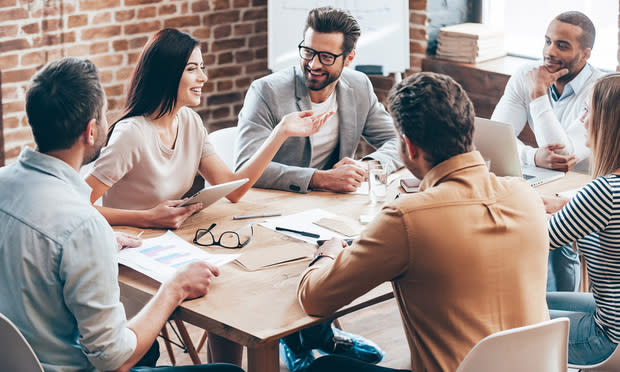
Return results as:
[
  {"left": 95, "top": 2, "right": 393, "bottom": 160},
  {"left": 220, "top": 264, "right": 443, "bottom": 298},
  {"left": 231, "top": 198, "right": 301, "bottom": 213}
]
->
[{"left": 298, "top": 151, "right": 550, "bottom": 372}]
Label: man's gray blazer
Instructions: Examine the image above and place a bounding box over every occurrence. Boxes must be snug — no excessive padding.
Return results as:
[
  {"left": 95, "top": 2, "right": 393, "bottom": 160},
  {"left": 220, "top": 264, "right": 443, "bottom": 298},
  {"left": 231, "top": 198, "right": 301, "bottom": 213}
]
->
[{"left": 234, "top": 65, "right": 402, "bottom": 193}]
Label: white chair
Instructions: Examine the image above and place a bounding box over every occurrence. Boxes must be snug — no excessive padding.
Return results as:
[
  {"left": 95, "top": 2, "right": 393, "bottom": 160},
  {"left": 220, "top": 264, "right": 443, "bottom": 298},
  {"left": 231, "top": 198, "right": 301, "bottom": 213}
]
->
[
  {"left": 569, "top": 345, "right": 620, "bottom": 372},
  {"left": 456, "top": 317, "right": 569, "bottom": 372},
  {"left": 0, "top": 313, "right": 44, "bottom": 372},
  {"left": 209, "top": 126, "right": 238, "bottom": 171}
]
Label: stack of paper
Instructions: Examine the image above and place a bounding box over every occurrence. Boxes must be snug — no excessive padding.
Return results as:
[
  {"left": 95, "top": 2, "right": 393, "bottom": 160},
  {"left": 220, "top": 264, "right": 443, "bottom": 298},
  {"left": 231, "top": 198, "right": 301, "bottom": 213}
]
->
[{"left": 437, "top": 23, "right": 506, "bottom": 64}]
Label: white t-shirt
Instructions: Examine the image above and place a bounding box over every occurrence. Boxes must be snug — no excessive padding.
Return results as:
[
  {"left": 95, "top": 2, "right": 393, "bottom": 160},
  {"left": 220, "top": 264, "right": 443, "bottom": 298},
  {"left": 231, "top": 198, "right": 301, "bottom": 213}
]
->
[
  {"left": 89, "top": 106, "right": 215, "bottom": 210},
  {"left": 310, "top": 92, "right": 339, "bottom": 169}
]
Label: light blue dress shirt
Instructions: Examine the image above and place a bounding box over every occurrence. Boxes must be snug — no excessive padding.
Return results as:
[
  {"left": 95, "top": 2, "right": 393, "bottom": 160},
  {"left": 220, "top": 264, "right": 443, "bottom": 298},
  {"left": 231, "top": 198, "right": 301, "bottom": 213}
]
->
[
  {"left": 0, "top": 148, "right": 136, "bottom": 371},
  {"left": 550, "top": 63, "right": 593, "bottom": 102}
]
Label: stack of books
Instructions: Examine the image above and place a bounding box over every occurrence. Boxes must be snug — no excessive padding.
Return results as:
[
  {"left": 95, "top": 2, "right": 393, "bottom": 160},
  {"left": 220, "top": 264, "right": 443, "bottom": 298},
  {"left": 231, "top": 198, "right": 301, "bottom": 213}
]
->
[{"left": 436, "top": 23, "right": 506, "bottom": 64}]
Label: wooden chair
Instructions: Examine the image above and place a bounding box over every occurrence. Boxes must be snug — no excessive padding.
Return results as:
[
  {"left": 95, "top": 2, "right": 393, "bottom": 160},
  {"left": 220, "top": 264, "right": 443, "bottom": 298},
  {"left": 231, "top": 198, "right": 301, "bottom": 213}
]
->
[
  {"left": 456, "top": 318, "right": 569, "bottom": 372},
  {"left": 0, "top": 313, "right": 44, "bottom": 372}
]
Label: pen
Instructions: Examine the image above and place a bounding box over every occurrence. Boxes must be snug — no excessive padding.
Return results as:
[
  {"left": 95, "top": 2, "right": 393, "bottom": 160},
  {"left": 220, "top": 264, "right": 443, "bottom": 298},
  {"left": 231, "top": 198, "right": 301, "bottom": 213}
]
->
[
  {"left": 136, "top": 231, "right": 144, "bottom": 238},
  {"left": 275, "top": 226, "right": 321, "bottom": 239},
  {"left": 233, "top": 212, "right": 282, "bottom": 220}
]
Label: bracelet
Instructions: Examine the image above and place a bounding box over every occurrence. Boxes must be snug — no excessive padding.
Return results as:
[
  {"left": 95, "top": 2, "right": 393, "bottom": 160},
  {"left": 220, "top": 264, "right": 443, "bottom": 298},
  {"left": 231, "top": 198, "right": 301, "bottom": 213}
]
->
[{"left": 308, "top": 252, "right": 335, "bottom": 267}]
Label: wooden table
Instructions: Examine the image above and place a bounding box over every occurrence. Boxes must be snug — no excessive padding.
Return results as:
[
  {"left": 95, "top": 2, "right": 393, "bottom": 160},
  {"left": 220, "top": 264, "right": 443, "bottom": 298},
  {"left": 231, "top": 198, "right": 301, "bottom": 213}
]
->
[
  {"left": 117, "top": 169, "right": 592, "bottom": 371},
  {"left": 534, "top": 169, "right": 590, "bottom": 197},
  {"left": 117, "top": 184, "right": 400, "bottom": 372}
]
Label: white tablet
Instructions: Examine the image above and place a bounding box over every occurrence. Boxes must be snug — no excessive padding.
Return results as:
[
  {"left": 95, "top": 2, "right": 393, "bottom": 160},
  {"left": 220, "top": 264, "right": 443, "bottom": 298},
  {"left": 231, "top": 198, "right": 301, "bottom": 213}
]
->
[{"left": 178, "top": 178, "right": 249, "bottom": 210}]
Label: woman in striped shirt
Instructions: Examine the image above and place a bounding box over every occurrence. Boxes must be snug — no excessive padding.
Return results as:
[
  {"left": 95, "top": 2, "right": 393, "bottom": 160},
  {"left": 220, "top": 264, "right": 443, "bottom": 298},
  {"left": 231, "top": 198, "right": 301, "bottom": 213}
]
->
[{"left": 544, "top": 73, "right": 620, "bottom": 365}]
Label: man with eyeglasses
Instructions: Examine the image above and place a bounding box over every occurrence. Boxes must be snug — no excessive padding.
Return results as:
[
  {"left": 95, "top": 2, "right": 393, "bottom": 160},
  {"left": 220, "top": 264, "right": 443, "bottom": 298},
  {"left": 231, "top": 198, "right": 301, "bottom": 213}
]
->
[
  {"left": 235, "top": 6, "right": 402, "bottom": 194},
  {"left": 234, "top": 6, "right": 396, "bottom": 372}
]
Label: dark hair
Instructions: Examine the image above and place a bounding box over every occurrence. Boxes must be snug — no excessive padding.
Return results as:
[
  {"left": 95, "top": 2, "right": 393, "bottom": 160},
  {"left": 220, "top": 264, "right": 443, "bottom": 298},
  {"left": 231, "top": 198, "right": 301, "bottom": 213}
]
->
[
  {"left": 555, "top": 11, "right": 595, "bottom": 49},
  {"left": 304, "top": 6, "right": 361, "bottom": 55},
  {"left": 116, "top": 28, "right": 199, "bottom": 126},
  {"left": 25, "top": 57, "right": 104, "bottom": 153},
  {"left": 387, "top": 72, "right": 474, "bottom": 166}
]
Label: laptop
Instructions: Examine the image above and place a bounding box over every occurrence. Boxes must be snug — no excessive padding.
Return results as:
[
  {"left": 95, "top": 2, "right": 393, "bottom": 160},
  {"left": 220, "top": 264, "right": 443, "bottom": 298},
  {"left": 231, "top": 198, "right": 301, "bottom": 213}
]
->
[
  {"left": 178, "top": 178, "right": 249, "bottom": 210},
  {"left": 473, "top": 118, "right": 564, "bottom": 187}
]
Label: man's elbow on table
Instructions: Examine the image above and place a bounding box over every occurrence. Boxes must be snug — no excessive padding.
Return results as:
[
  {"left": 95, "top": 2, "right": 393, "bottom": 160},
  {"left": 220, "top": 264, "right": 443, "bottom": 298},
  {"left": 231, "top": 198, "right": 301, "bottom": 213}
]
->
[{"left": 297, "top": 270, "right": 338, "bottom": 317}]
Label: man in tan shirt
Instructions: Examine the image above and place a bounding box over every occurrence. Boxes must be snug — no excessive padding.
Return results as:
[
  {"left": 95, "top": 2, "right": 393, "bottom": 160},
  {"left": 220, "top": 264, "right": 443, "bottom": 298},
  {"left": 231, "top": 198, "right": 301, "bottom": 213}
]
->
[{"left": 298, "top": 72, "right": 550, "bottom": 372}]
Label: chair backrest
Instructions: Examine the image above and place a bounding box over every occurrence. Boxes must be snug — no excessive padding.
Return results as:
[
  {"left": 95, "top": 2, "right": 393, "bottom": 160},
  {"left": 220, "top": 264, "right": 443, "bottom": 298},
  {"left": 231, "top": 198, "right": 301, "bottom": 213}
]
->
[
  {"left": 209, "top": 126, "right": 238, "bottom": 171},
  {"left": 456, "top": 318, "right": 569, "bottom": 372},
  {"left": 569, "top": 343, "right": 620, "bottom": 372},
  {"left": 0, "top": 313, "right": 44, "bottom": 372}
]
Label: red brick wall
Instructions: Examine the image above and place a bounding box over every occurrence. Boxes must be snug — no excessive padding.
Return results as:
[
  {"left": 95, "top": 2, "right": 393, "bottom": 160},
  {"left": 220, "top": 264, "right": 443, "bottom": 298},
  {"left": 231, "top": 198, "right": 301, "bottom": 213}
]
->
[{"left": 1, "top": 0, "right": 428, "bottom": 164}]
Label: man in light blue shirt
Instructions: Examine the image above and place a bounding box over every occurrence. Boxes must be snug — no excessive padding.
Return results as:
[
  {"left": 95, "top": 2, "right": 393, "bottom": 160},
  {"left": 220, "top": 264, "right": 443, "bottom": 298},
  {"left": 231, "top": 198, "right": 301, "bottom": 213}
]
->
[
  {"left": 492, "top": 11, "right": 605, "bottom": 173},
  {"left": 492, "top": 11, "right": 605, "bottom": 292},
  {"left": 0, "top": 57, "right": 243, "bottom": 372}
]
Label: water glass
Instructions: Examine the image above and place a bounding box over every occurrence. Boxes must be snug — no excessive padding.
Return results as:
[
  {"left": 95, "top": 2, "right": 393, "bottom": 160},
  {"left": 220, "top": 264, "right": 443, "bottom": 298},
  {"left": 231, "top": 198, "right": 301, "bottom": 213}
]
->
[{"left": 368, "top": 160, "right": 387, "bottom": 204}]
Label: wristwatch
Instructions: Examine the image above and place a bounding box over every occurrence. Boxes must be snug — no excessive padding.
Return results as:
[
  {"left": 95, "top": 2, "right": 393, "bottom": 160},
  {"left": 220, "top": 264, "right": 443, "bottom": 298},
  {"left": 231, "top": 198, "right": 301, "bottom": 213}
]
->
[{"left": 308, "top": 252, "right": 336, "bottom": 267}]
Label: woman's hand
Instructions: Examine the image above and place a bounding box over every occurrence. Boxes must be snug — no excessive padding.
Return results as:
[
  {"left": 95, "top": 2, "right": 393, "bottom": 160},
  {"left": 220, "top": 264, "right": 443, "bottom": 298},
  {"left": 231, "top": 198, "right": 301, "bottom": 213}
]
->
[
  {"left": 145, "top": 199, "right": 203, "bottom": 229},
  {"left": 541, "top": 195, "right": 569, "bottom": 214},
  {"left": 277, "top": 110, "right": 334, "bottom": 138}
]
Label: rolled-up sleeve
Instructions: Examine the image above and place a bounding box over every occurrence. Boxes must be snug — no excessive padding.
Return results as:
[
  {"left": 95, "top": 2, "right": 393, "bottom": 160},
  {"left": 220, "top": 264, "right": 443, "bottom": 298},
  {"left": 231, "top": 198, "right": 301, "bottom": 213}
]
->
[
  {"left": 59, "top": 216, "right": 136, "bottom": 371},
  {"left": 297, "top": 205, "right": 410, "bottom": 316}
]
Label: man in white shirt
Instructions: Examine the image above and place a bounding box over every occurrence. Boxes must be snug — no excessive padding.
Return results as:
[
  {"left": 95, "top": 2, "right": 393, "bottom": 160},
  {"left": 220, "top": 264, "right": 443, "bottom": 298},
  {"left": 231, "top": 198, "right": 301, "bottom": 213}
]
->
[
  {"left": 235, "top": 7, "right": 393, "bottom": 372},
  {"left": 235, "top": 7, "right": 402, "bottom": 194},
  {"left": 492, "top": 11, "right": 604, "bottom": 172},
  {"left": 492, "top": 11, "right": 605, "bottom": 292}
]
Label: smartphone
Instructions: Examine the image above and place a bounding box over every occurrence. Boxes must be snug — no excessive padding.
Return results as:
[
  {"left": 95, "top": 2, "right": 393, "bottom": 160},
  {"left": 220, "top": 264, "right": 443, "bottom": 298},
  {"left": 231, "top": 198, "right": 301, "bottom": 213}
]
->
[{"left": 400, "top": 178, "right": 421, "bottom": 193}]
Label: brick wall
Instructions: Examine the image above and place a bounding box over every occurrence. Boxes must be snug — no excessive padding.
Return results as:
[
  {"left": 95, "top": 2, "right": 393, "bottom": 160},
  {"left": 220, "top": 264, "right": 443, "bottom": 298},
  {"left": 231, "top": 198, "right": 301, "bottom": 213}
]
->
[{"left": 0, "top": 0, "right": 428, "bottom": 164}]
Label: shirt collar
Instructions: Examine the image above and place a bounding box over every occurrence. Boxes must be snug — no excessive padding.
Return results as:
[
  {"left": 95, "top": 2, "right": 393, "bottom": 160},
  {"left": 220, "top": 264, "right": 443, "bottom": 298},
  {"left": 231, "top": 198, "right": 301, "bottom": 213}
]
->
[
  {"left": 18, "top": 147, "right": 92, "bottom": 200},
  {"left": 550, "top": 63, "right": 593, "bottom": 102},
  {"left": 419, "top": 151, "right": 487, "bottom": 191}
]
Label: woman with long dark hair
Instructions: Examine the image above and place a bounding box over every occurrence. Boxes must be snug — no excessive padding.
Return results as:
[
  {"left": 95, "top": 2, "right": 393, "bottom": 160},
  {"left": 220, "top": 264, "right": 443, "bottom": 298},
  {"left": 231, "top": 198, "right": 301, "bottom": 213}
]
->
[{"left": 86, "top": 28, "right": 330, "bottom": 229}]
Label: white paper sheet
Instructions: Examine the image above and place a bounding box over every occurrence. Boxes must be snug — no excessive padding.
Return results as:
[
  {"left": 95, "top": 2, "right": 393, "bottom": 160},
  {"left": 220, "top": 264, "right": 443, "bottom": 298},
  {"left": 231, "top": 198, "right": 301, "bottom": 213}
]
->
[
  {"left": 260, "top": 208, "right": 357, "bottom": 244},
  {"left": 556, "top": 187, "right": 582, "bottom": 199},
  {"left": 118, "top": 230, "right": 240, "bottom": 282}
]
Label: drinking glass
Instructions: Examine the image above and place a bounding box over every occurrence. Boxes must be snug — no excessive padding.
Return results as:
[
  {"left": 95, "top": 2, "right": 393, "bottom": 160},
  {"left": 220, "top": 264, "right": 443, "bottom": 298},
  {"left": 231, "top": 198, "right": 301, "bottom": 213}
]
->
[{"left": 368, "top": 160, "right": 387, "bottom": 204}]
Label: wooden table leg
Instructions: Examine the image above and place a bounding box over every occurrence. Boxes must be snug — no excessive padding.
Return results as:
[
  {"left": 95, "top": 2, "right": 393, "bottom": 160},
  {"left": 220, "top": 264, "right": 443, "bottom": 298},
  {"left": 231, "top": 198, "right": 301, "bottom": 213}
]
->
[
  {"left": 247, "top": 340, "right": 279, "bottom": 372},
  {"left": 160, "top": 324, "right": 176, "bottom": 365},
  {"left": 174, "top": 319, "right": 202, "bottom": 365}
]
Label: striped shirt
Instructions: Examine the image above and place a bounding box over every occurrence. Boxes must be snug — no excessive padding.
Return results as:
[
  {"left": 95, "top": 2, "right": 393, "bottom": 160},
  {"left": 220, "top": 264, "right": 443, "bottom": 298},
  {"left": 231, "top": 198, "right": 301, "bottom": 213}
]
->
[{"left": 548, "top": 174, "right": 620, "bottom": 343}]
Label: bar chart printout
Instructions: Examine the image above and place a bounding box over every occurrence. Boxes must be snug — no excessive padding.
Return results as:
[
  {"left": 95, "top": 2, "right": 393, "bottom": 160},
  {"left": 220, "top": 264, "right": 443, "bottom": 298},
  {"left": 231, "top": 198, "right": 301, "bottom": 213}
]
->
[{"left": 118, "top": 230, "right": 240, "bottom": 282}]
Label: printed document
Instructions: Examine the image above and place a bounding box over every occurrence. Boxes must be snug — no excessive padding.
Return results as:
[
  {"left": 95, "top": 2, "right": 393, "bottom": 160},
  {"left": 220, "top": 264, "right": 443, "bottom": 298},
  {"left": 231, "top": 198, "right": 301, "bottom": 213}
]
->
[{"left": 118, "top": 230, "right": 239, "bottom": 282}]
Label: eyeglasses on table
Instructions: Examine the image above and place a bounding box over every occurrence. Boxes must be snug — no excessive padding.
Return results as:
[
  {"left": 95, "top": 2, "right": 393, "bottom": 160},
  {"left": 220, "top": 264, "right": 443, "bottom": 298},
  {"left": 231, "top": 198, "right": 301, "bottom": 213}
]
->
[{"left": 193, "top": 223, "right": 253, "bottom": 249}]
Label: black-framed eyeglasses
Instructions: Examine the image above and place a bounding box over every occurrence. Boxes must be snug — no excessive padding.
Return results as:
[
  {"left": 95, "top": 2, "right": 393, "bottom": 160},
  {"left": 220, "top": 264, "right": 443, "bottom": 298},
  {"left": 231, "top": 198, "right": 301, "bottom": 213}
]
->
[
  {"left": 298, "top": 41, "right": 345, "bottom": 66},
  {"left": 193, "top": 223, "right": 253, "bottom": 249}
]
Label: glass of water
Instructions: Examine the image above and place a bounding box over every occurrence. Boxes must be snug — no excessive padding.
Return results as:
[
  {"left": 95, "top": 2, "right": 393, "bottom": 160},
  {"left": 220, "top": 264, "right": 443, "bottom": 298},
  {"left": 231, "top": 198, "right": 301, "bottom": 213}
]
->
[{"left": 368, "top": 160, "right": 387, "bottom": 204}]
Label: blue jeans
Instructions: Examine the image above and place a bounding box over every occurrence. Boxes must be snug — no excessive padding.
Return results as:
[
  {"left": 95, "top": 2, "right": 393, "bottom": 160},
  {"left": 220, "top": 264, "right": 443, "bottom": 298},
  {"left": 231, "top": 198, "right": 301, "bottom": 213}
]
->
[
  {"left": 546, "top": 244, "right": 580, "bottom": 292},
  {"left": 131, "top": 365, "right": 243, "bottom": 371},
  {"left": 547, "top": 292, "right": 617, "bottom": 365},
  {"left": 307, "top": 355, "right": 410, "bottom": 372},
  {"left": 282, "top": 321, "right": 334, "bottom": 352},
  {"left": 130, "top": 341, "right": 244, "bottom": 371}
]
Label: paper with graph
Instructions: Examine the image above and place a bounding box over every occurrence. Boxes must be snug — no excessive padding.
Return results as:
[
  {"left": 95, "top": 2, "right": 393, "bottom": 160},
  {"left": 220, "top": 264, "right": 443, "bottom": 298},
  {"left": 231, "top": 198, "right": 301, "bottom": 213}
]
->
[{"left": 118, "top": 230, "right": 239, "bottom": 282}]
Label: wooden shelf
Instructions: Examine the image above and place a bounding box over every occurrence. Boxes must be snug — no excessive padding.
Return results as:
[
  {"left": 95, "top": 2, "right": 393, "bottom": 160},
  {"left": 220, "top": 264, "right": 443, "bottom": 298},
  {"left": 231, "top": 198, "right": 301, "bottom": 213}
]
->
[{"left": 422, "top": 55, "right": 533, "bottom": 119}]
